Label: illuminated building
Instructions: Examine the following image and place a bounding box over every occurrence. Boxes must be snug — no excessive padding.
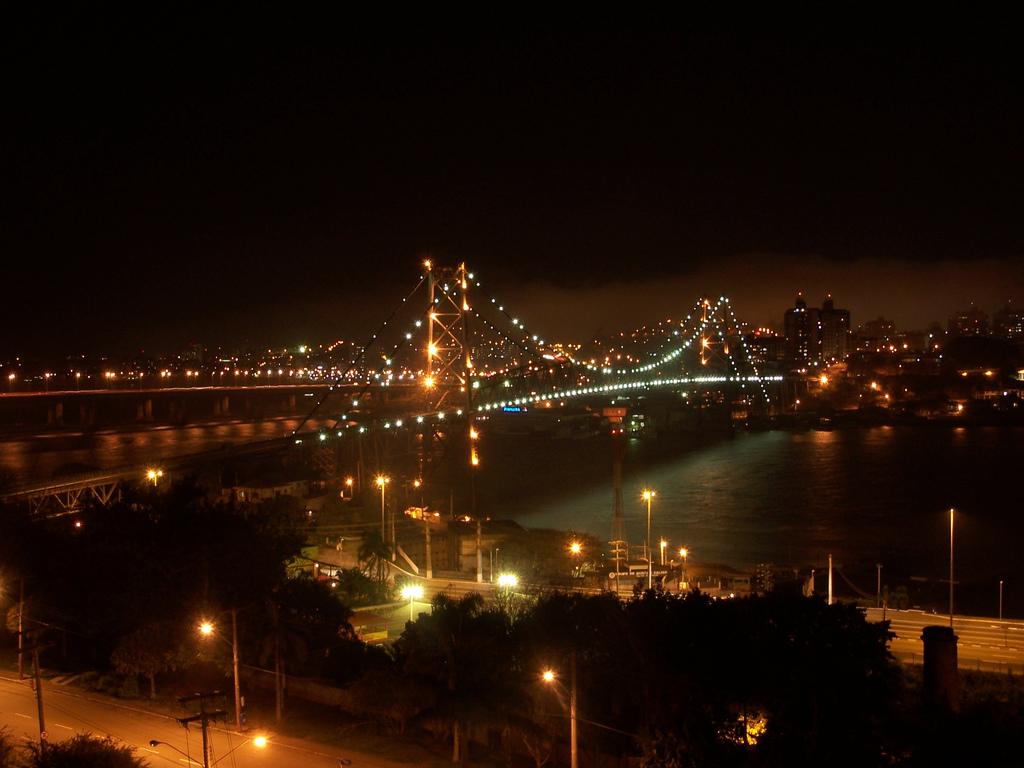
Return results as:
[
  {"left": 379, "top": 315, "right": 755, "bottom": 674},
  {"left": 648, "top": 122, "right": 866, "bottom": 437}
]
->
[
  {"left": 783, "top": 294, "right": 820, "bottom": 365},
  {"left": 819, "top": 294, "right": 850, "bottom": 361},
  {"left": 993, "top": 302, "right": 1024, "bottom": 339},
  {"left": 947, "top": 304, "right": 989, "bottom": 337}
]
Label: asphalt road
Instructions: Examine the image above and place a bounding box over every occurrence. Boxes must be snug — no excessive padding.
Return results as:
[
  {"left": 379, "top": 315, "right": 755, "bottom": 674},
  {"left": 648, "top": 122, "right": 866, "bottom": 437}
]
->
[
  {"left": 864, "top": 608, "right": 1024, "bottom": 669},
  {"left": 0, "top": 673, "right": 399, "bottom": 767}
]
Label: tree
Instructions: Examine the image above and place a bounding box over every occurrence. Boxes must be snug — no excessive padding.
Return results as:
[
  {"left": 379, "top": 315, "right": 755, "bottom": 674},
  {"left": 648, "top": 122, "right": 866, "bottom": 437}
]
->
[
  {"left": 334, "top": 567, "right": 390, "bottom": 607},
  {"left": 358, "top": 529, "right": 392, "bottom": 583},
  {"left": 0, "top": 727, "right": 16, "bottom": 768},
  {"left": 259, "top": 575, "right": 354, "bottom": 721},
  {"left": 22, "top": 734, "right": 146, "bottom": 767},
  {"left": 396, "top": 593, "right": 522, "bottom": 764},
  {"left": 111, "top": 621, "right": 190, "bottom": 699}
]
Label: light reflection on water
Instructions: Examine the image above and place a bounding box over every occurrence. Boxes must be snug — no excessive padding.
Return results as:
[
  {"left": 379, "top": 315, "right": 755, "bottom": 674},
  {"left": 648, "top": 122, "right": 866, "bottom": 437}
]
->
[
  {"left": 506, "top": 426, "right": 1024, "bottom": 580},
  {"left": 0, "top": 418, "right": 322, "bottom": 481},
  {"left": 4, "top": 421, "right": 1022, "bottom": 590}
]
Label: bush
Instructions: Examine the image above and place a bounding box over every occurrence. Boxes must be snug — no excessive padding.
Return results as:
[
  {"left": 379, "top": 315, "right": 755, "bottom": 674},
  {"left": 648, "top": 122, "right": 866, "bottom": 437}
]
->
[
  {"left": 116, "top": 676, "right": 140, "bottom": 699},
  {"left": 22, "top": 734, "right": 146, "bottom": 767},
  {"left": 0, "top": 726, "right": 17, "bottom": 768}
]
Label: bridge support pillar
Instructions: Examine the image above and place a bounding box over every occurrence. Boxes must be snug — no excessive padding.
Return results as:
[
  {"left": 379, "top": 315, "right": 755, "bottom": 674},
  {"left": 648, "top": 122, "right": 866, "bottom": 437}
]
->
[
  {"left": 47, "top": 402, "right": 64, "bottom": 427},
  {"left": 79, "top": 403, "right": 95, "bottom": 427}
]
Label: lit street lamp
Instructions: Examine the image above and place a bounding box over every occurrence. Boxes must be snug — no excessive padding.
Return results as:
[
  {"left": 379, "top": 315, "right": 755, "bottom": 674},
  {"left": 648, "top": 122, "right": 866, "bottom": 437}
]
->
[
  {"left": 197, "top": 613, "right": 243, "bottom": 732},
  {"left": 146, "top": 468, "right": 164, "bottom": 486},
  {"left": 659, "top": 539, "right": 667, "bottom": 566},
  {"left": 679, "top": 547, "right": 689, "bottom": 589},
  {"left": 642, "top": 489, "right": 656, "bottom": 589},
  {"left": 541, "top": 652, "right": 578, "bottom": 768},
  {"left": 497, "top": 573, "right": 519, "bottom": 590},
  {"left": 401, "top": 584, "right": 424, "bottom": 622},
  {"left": 568, "top": 540, "right": 583, "bottom": 579},
  {"left": 375, "top": 475, "right": 390, "bottom": 540}
]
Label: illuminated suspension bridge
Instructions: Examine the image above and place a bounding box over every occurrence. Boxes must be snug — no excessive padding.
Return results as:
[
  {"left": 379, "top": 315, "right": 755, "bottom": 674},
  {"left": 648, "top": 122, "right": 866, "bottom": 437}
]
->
[
  {"left": 291, "top": 260, "right": 783, "bottom": 456},
  {"left": 2, "top": 261, "right": 783, "bottom": 513}
]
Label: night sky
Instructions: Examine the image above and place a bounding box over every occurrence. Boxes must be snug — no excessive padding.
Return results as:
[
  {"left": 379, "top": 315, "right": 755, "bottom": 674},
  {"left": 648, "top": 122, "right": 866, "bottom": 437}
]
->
[{"left": 4, "top": 19, "right": 1023, "bottom": 356}]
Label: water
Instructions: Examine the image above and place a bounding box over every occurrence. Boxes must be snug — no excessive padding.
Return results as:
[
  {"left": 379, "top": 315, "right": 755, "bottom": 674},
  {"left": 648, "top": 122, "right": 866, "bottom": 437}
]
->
[
  {"left": 0, "top": 418, "right": 321, "bottom": 483},
  {"left": 489, "top": 426, "right": 1024, "bottom": 613},
  {"left": 4, "top": 420, "right": 1021, "bottom": 613}
]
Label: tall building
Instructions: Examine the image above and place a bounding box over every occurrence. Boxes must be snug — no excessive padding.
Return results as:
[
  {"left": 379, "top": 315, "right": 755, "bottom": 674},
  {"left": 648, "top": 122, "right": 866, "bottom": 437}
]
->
[
  {"left": 947, "top": 305, "right": 989, "bottom": 337},
  {"left": 993, "top": 302, "right": 1024, "bottom": 339},
  {"left": 819, "top": 294, "right": 851, "bottom": 361},
  {"left": 783, "top": 294, "right": 820, "bottom": 365}
]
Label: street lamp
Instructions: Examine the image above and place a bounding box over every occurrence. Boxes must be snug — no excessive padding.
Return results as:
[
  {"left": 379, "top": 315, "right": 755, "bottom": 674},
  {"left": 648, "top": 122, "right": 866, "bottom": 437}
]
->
[
  {"left": 375, "top": 475, "right": 390, "bottom": 539},
  {"left": 150, "top": 733, "right": 267, "bottom": 767},
  {"left": 197, "top": 614, "right": 243, "bottom": 732},
  {"left": 497, "top": 573, "right": 519, "bottom": 589},
  {"left": 541, "top": 654, "right": 578, "bottom": 768},
  {"left": 659, "top": 539, "right": 667, "bottom": 566},
  {"left": 146, "top": 468, "right": 164, "bottom": 486},
  {"left": 949, "top": 507, "right": 955, "bottom": 628},
  {"left": 401, "top": 584, "right": 424, "bottom": 622},
  {"left": 641, "top": 489, "right": 656, "bottom": 589},
  {"left": 679, "top": 547, "right": 688, "bottom": 589}
]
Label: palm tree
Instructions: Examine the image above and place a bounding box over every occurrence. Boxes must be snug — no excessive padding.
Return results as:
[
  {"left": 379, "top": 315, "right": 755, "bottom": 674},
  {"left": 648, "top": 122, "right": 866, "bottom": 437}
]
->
[
  {"left": 358, "top": 528, "right": 392, "bottom": 583},
  {"left": 397, "top": 593, "right": 523, "bottom": 764}
]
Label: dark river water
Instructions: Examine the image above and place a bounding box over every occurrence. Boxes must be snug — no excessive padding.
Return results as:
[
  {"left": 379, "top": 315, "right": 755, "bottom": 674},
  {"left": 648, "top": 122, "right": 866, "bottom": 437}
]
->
[
  {"left": 491, "top": 425, "right": 1024, "bottom": 615},
  {"left": 4, "top": 421, "right": 1022, "bottom": 614}
]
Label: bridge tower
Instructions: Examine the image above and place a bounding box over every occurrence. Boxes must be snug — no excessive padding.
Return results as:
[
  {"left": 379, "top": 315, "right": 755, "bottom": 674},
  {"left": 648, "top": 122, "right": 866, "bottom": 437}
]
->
[{"left": 424, "top": 261, "right": 481, "bottom": 492}]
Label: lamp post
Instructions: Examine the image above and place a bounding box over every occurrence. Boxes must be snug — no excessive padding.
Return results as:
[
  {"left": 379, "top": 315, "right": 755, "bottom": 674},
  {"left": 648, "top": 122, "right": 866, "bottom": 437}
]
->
[
  {"left": 401, "top": 584, "right": 424, "bottom": 622},
  {"left": 949, "top": 508, "right": 955, "bottom": 628},
  {"left": 375, "top": 475, "right": 390, "bottom": 540},
  {"left": 541, "top": 651, "right": 578, "bottom": 768},
  {"left": 568, "top": 540, "right": 582, "bottom": 579},
  {"left": 642, "top": 489, "right": 656, "bottom": 589},
  {"left": 679, "top": 547, "right": 688, "bottom": 590},
  {"left": 198, "top": 616, "right": 242, "bottom": 731},
  {"left": 999, "top": 579, "right": 1004, "bottom": 620},
  {"left": 659, "top": 539, "right": 667, "bottom": 566}
]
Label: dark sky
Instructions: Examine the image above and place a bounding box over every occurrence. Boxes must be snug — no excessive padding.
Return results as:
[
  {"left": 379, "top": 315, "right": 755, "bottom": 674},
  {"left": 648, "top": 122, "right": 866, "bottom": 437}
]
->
[{"left": 3, "top": 18, "right": 1022, "bottom": 356}]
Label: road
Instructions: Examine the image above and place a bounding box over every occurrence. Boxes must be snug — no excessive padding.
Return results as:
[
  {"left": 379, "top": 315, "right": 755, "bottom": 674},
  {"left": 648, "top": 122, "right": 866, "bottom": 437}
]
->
[
  {"left": 864, "top": 608, "right": 1024, "bottom": 670},
  {"left": 0, "top": 673, "right": 401, "bottom": 767}
]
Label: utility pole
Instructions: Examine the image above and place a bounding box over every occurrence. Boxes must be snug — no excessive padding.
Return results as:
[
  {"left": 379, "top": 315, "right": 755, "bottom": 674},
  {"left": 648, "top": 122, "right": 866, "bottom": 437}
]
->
[
  {"left": 569, "top": 650, "right": 578, "bottom": 768},
  {"left": 17, "top": 577, "right": 24, "bottom": 679},
  {"left": 231, "top": 608, "right": 242, "bottom": 731},
  {"left": 29, "top": 644, "right": 48, "bottom": 753},
  {"left": 424, "top": 515, "right": 433, "bottom": 579},
  {"left": 476, "top": 517, "right": 483, "bottom": 584},
  {"left": 876, "top": 563, "right": 883, "bottom": 608},
  {"left": 826, "top": 555, "right": 833, "bottom": 605},
  {"left": 949, "top": 508, "right": 955, "bottom": 629},
  {"left": 177, "top": 692, "right": 227, "bottom": 768}
]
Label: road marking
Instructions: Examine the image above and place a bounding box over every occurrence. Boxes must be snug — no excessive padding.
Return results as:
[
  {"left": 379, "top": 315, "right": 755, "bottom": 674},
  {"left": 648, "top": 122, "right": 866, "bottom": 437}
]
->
[
  {"left": 178, "top": 759, "right": 202, "bottom": 766},
  {"left": 14, "top": 713, "right": 31, "bottom": 719},
  {"left": 139, "top": 747, "right": 159, "bottom": 754},
  {"left": 53, "top": 723, "right": 73, "bottom": 730}
]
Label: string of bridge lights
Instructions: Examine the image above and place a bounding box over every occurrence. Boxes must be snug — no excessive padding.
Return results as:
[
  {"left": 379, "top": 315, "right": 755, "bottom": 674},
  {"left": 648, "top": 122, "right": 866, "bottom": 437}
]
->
[
  {"left": 725, "top": 303, "right": 772, "bottom": 404},
  {"left": 294, "top": 275, "right": 427, "bottom": 434},
  {"left": 601, "top": 298, "right": 704, "bottom": 374},
  {"left": 300, "top": 263, "right": 778, "bottom": 438},
  {"left": 296, "top": 365, "right": 784, "bottom": 447}
]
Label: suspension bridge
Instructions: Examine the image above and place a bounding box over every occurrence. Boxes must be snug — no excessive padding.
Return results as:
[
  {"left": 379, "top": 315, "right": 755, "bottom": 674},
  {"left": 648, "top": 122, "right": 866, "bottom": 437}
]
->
[{"left": 2, "top": 261, "right": 784, "bottom": 513}]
